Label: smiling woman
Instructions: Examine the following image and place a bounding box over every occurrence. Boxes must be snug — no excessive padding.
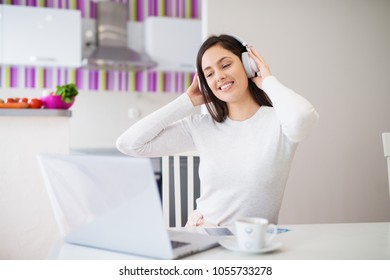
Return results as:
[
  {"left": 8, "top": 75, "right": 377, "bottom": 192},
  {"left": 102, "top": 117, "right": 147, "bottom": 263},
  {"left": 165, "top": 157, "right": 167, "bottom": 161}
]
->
[
  {"left": 203, "top": 48, "right": 250, "bottom": 104},
  {"left": 116, "top": 34, "right": 319, "bottom": 227},
  {"left": 195, "top": 35, "right": 273, "bottom": 123}
]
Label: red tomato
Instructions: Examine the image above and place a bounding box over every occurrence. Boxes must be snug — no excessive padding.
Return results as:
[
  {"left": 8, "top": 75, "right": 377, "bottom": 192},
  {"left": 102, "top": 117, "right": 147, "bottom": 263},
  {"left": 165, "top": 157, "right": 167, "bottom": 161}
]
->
[
  {"left": 7, "top": 98, "right": 16, "bottom": 103},
  {"left": 29, "top": 98, "right": 43, "bottom": 109},
  {"left": 19, "top": 97, "right": 28, "bottom": 103}
]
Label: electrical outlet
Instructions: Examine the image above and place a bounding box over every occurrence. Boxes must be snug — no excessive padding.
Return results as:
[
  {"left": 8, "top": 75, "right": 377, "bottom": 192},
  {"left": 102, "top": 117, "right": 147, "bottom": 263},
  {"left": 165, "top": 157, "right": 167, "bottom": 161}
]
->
[{"left": 128, "top": 108, "right": 141, "bottom": 119}]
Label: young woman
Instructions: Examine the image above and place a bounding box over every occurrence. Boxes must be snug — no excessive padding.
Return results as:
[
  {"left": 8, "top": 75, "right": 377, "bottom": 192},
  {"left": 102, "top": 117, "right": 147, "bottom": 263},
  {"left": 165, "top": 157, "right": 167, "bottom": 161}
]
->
[{"left": 116, "top": 34, "right": 319, "bottom": 227}]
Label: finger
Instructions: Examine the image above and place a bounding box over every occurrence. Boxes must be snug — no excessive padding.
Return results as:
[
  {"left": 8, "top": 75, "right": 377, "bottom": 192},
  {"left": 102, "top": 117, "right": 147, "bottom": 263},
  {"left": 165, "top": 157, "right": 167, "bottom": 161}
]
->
[
  {"left": 249, "top": 46, "right": 266, "bottom": 64},
  {"left": 250, "top": 49, "right": 271, "bottom": 73},
  {"left": 192, "top": 72, "right": 198, "bottom": 83},
  {"left": 248, "top": 51, "right": 265, "bottom": 76},
  {"left": 248, "top": 49, "right": 265, "bottom": 70},
  {"left": 190, "top": 72, "right": 199, "bottom": 89}
]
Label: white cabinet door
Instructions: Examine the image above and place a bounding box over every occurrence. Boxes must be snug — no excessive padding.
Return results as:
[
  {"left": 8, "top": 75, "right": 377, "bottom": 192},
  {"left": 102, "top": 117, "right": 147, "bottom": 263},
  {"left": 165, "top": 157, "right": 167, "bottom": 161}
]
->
[
  {"left": 144, "top": 17, "right": 201, "bottom": 71},
  {"left": 0, "top": 5, "right": 3, "bottom": 64},
  {"left": 1, "top": 5, "right": 81, "bottom": 67}
]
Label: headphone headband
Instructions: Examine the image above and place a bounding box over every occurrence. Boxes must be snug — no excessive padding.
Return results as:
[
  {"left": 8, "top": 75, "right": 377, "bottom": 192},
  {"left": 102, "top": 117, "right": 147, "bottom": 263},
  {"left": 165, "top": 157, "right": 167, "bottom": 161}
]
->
[{"left": 231, "top": 35, "right": 250, "bottom": 51}]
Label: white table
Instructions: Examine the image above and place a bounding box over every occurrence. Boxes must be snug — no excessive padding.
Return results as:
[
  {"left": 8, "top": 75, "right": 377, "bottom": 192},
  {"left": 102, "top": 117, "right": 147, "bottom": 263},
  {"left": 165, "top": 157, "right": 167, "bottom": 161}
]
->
[{"left": 51, "top": 222, "right": 390, "bottom": 260}]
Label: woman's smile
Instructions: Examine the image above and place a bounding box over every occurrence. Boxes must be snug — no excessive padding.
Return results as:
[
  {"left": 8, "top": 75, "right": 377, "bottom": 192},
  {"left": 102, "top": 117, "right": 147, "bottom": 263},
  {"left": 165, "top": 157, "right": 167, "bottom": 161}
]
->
[{"left": 219, "top": 81, "right": 234, "bottom": 92}]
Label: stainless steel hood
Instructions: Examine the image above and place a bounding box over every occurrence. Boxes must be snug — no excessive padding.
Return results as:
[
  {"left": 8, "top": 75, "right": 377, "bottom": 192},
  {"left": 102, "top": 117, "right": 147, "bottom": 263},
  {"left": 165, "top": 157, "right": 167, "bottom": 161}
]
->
[{"left": 82, "top": 1, "right": 156, "bottom": 70}]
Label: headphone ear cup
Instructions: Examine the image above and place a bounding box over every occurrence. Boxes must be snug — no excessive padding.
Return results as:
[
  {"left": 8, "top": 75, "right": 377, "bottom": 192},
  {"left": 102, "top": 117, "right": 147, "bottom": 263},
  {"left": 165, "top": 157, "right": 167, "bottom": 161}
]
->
[{"left": 242, "top": 52, "right": 259, "bottom": 78}]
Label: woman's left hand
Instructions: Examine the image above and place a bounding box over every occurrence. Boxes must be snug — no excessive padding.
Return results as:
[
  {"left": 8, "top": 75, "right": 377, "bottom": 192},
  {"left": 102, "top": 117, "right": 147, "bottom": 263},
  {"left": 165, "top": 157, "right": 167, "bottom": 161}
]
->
[{"left": 248, "top": 47, "right": 272, "bottom": 88}]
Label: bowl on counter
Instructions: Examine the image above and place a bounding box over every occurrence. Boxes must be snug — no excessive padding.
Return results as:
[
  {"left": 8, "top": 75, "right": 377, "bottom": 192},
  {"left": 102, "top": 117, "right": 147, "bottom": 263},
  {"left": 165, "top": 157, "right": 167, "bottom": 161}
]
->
[{"left": 41, "top": 95, "right": 75, "bottom": 109}]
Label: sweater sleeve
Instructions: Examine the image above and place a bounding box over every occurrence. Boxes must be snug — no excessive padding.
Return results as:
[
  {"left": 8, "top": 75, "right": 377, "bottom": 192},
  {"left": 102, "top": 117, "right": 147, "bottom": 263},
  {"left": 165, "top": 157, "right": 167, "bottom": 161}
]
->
[
  {"left": 116, "top": 93, "right": 197, "bottom": 157},
  {"left": 262, "top": 76, "right": 319, "bottom": 142}
]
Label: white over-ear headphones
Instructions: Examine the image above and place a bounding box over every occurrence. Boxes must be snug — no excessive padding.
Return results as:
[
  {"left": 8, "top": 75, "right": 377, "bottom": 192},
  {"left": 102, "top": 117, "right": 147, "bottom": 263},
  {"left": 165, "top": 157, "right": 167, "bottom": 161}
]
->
[{"left": 232, "top": 35, "right": 260, "bottom": 78}]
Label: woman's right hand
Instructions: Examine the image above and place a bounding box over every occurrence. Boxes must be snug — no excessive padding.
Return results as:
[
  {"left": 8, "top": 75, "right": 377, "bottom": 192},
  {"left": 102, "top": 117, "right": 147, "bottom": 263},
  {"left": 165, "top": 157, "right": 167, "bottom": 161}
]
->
[{"left": 186, "top": 73, "right": 205, "bottom": 107}]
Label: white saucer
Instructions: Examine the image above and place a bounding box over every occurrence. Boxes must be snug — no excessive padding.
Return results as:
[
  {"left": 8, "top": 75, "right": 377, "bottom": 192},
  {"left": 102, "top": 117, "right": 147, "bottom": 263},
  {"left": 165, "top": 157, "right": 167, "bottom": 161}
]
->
[{"left": 219, "top": 238, "right": 282, "bottom": 254}]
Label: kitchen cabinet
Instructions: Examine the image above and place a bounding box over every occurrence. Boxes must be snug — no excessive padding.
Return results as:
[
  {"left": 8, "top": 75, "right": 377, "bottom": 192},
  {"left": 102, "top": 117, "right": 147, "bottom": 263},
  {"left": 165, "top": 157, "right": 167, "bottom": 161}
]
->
[
  {"left": 0, "top": 5, "right": 3, "bottom": 64},
  {"left": 0, "top": 5, "right": 81, "bottom": 67},
  {"left": 0, "top": 110, "right": 71, "bottom": 259},
  {"left": 144, "top": 17, "right": 201, "bottom": 71}
]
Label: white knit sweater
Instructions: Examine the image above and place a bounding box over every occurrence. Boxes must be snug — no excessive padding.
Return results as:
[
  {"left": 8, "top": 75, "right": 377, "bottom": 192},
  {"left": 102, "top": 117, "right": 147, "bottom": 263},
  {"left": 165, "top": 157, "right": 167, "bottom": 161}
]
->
[{"left": 116, "top": 76, "right": 319, "bottom": 225}]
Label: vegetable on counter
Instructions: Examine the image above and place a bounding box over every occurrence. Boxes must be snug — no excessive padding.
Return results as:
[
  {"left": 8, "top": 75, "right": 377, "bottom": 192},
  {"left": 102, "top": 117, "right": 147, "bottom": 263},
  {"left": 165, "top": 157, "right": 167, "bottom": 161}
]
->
[
  {"left": 0, "top": 97, "right": 43, "bottom": 109},
  {"left": 29, "top": 98, "right": 43, "bottom": 109},
  {"left": 0, "top": 83, "right": 78, "bottom": 110},
  {"left": 52, "top": 83, "right": 78, "bottom": 103}
]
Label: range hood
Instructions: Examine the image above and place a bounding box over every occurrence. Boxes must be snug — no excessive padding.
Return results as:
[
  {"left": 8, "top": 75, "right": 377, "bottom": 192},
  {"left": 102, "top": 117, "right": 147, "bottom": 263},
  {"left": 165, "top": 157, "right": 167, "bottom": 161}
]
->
[{"left": 82, "top": 1, "right": 156, "bottom": 70}]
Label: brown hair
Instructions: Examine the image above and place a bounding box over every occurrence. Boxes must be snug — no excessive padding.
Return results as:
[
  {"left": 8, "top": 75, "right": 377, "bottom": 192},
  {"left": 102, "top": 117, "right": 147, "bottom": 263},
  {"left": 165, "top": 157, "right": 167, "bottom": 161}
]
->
[{"left": 196, "top": 34, "right": 272, "bottom": 122}]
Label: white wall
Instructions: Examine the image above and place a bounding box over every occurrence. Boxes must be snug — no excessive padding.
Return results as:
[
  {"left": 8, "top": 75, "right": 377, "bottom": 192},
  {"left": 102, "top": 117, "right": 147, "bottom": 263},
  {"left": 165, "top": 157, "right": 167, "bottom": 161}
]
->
[
  {"left": 68, "top": 91, "right": 180, "bottom": 150},
  {"left": 204, "top": 0, "right": 390, "bottom": 224}
]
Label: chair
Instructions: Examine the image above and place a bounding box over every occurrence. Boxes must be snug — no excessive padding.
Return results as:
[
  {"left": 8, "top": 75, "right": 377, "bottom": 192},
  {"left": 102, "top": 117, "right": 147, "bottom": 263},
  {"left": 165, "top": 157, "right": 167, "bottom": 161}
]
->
[
  {"left": 383, "top": 133, "right": 390, "bottom": 195},
  {"left": 161, "top": 151, "right": 200, "bottom": 227}
]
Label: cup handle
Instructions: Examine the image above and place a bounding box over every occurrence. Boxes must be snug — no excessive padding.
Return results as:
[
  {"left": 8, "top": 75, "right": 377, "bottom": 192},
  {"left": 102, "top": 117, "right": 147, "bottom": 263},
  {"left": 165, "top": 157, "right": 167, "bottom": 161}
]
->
[{"left": 266, "top": 224, "right": 277, "bottom": 243}]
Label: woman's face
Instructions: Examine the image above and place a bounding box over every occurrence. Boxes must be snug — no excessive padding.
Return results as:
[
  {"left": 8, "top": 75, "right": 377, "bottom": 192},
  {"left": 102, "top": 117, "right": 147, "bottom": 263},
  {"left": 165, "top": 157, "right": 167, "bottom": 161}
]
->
[{"left": 201, "top": 44, "right": 250, "bottom": 104}]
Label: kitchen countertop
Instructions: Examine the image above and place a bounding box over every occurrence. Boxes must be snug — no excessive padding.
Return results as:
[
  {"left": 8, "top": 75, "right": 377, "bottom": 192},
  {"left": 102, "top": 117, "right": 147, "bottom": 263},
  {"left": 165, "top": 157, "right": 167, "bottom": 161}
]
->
[{"left": 0, "top": 109, "right": 72, "bottom": 117}]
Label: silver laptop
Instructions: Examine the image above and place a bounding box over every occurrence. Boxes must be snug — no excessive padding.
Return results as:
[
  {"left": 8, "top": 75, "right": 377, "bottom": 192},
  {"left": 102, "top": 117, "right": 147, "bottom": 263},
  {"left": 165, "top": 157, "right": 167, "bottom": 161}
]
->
[{"left": 37, "top": 153, "right": 219, "bottom": 259}]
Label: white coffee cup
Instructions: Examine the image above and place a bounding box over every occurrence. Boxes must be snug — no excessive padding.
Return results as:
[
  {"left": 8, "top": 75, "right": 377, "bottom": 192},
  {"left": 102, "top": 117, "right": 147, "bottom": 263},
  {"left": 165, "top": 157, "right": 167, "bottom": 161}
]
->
[{"left": 235, "top": 217, "right": 277, "bottom": 252}]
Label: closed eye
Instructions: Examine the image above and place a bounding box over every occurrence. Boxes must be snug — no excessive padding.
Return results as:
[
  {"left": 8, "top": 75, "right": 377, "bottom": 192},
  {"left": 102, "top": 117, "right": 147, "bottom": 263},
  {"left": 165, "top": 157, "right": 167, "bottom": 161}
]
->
[
  {"left": 222, "top": 63, "right": 231, "bottom": 69},
  {"left": 205, "top": 72, "right": 214, "bottom": 78}
]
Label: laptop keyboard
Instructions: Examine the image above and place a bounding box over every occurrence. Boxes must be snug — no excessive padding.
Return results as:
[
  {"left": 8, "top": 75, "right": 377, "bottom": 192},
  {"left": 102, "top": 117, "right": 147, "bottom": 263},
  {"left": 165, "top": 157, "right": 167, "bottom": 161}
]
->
[{"left": 171, "top": 240, "right": 189, "bottom": 249}]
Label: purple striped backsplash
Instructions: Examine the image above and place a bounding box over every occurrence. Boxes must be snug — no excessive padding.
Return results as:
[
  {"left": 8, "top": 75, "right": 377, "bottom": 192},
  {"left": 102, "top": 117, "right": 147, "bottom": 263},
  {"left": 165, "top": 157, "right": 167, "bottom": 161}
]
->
[
  {"left": 25, "top": 67, "right": 35, "bottom": 88},
  {"left": 88, "top": 70, "right": 98, "bottom": 91},
  {"left": 148, "top": 0, "right": 157, "bottom": 17},
  {"left": 0, "top": 67, "right": 193, "bottom": 93},
  {"left": 136, "top": 0, "right": 144, "bottom": 21},
  {"left": 0, "top": 0, "right": 200, "bottom": 93},
  {"left": 3, "top": 0, "right": 201, "bottom": 20}
]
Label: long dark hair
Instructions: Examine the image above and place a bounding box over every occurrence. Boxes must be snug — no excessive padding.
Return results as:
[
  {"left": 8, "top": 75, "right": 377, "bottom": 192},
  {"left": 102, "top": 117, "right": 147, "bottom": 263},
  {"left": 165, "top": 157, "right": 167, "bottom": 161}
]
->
[{"left": 196, "top": 34, "right": 273, "bottom": 122}]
